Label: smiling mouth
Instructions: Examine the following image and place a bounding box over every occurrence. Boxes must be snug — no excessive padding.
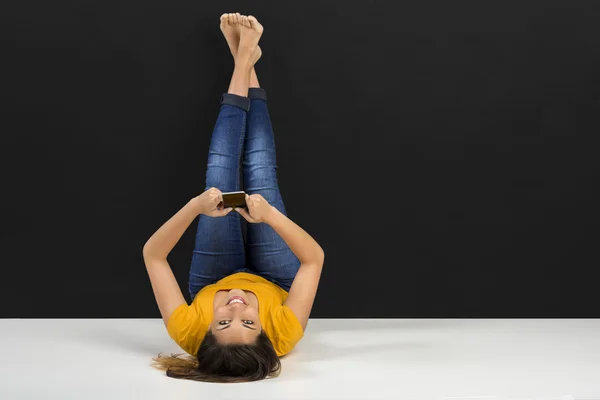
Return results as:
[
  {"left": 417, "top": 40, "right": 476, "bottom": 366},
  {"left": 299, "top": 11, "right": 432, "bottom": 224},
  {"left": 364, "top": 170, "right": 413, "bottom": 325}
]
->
[{"left": 226, "top": 296, "right": 247, "bottom": 305}]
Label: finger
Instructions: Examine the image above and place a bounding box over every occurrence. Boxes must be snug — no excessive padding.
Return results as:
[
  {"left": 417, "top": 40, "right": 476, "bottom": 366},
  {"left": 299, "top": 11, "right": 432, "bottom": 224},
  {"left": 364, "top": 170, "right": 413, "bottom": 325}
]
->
[
  {"left": 210, "top": 191, "right": 221, "bottom": 203},
  {"left": 209, "top": 187, "right": 222, "bottom": 197},
  {"left": 236, "top": 207, "right": 254, "bottom": 222},
  {"left": 219, "top": 207, "right": 233, "bottom": 216},
  {"left": 217, "top": 192, "right": 224, "bottom": 205},
  {"left": 210, "top": 208, "right": 232, "bottom": 217}
]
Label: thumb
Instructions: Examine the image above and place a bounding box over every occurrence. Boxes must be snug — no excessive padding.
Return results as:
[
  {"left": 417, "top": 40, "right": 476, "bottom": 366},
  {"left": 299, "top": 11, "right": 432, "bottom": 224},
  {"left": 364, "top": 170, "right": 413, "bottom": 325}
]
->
[
  {"left": 236, "top": 207, "right": 254, "bottom": 222},
  {"left": 216, "top": 207, "right": 233, "bottom": 217}
]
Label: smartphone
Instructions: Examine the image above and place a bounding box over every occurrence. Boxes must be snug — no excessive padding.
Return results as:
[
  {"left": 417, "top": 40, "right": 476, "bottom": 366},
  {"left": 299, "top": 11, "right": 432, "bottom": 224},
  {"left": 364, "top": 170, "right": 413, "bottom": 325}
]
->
[{"left": 220, "top": 191, "right": 247, "bottom": 209}]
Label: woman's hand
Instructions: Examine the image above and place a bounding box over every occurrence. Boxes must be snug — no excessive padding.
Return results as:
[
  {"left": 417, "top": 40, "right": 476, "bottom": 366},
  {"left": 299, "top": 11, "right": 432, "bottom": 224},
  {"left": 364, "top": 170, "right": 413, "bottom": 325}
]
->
[
  {"left": 236, "top": 194, "right": 274, "bottom": 223},
  {"left": 194, "top": 187, "right": 233, "bottom": 217}
]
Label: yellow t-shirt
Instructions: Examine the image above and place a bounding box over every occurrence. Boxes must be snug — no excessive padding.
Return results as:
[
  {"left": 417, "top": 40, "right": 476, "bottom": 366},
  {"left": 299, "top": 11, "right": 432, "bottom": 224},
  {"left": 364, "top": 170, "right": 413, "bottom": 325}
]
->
[{"left": 167, "top": 272, "right": 304, "bottom": 357}]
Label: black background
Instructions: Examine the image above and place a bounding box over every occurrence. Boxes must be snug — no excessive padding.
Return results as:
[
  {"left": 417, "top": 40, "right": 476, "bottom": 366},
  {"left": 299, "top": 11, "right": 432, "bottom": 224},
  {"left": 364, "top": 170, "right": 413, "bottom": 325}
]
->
[{"left": 1, "top": 0, "right": 599, "bottom": 318}]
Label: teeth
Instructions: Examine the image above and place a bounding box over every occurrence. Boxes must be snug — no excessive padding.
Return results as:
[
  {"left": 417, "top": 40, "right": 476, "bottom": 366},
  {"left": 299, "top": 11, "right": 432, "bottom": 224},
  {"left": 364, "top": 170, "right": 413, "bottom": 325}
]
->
[{"left": 229, "top": 298, "right": 244, "bottom": 304}]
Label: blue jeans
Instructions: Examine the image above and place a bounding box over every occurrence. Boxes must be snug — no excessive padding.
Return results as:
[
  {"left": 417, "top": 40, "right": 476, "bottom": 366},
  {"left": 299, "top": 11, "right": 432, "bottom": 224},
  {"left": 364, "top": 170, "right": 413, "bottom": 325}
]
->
[{"left": 188, "top": 88, "right": 300, "bottom": 300}]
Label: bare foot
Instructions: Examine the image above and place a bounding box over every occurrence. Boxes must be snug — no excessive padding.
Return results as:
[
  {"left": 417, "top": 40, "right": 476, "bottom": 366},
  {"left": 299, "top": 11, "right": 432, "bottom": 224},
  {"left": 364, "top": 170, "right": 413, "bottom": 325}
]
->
[
  {"left": 251, "top": 45, "right": 262, "bottom": 66},
  {"left": 235, "top": 15, "right": 263, "bottom": 67},
  {"left": 220, "top": 13, "right": 241, "bottom": 57}
]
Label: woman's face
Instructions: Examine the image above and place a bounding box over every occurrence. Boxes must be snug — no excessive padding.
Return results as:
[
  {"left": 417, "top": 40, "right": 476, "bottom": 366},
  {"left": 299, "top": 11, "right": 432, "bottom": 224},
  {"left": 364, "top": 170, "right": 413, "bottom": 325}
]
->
[{"left": 211, "top": 289, "right": 262, "bottom": 344}]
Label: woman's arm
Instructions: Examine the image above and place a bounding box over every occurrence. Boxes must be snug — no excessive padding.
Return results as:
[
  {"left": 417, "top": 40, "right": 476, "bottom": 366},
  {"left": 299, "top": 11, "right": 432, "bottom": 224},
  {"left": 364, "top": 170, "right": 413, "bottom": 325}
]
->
[
  {"left": 143, "top": 189, "right": 232, "bottom": 326},
  {"left": 142, "top": 198, "right": 202, "bottom": 326},
  {"left": 265, "top": 207, "right": 324, "bottom": 265},
  {"left": 143, "top": 198, "right": 203, "bottom": 260},
  {"left": 263, "top": 207, "right": 324, "bottom": 331}
]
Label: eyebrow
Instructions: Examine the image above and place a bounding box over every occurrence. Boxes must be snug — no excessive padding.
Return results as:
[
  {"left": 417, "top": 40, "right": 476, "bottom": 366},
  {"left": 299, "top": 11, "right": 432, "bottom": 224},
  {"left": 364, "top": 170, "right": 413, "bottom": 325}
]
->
[{"left": 217, "top": 324, "right": 257, "bottom": 331}]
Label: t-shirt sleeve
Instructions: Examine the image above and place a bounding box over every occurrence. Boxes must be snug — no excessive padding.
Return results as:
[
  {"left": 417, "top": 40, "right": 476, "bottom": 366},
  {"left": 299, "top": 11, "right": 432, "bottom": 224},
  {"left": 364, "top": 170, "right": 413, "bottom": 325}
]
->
[
  {"left": 166, "top": 303, "right": 205, "bottom": 356},
  {"left": 271, "top": 305, "right": 305, "bottom": 357}
]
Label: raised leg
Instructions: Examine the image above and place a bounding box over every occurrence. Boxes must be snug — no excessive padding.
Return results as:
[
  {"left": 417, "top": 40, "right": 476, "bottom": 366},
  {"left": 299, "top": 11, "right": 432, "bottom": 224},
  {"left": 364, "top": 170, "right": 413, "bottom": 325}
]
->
[
  {"left": 216, "top": 13, "right": 296, "bottom": 291},
  {"left": 188, "top": 49, "right": 257, "bottom": 300},
  {"left": 243, "top": 87, "right": 301, "bottom": 292}
]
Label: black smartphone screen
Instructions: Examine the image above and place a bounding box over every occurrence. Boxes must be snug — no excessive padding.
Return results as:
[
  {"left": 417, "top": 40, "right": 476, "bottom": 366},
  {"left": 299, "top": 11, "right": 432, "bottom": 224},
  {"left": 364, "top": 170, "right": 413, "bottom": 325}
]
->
[{"left": 221, "top": 191, "right": 247, "bottom": 209}]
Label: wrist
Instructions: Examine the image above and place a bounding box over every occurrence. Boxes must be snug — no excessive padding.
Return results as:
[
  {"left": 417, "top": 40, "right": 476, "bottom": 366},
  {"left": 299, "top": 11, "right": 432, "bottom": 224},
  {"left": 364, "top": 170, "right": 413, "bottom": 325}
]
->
[
  {"left": 263, "top": 205, "right": 278, "bottom": 225},
  {"left": 189, "top": 196, "right": 205, "bottom": 215}
]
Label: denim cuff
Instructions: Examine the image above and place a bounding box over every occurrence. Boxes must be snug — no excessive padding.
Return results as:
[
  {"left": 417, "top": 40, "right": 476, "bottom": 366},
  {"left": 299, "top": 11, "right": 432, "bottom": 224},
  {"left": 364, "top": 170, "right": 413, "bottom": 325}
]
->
[
  {"left": 220, "top": 93, "right": 251, "bottom": 111},
  {"left": 248, "top": 88, "right": 267, "bottom": 101}
]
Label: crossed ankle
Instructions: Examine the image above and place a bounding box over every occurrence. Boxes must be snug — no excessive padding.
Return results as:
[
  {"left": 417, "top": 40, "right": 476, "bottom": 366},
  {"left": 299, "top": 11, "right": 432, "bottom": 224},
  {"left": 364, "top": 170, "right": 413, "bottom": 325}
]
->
[{"left": 234, "top": 59, "right": 255, "bottom": 71}]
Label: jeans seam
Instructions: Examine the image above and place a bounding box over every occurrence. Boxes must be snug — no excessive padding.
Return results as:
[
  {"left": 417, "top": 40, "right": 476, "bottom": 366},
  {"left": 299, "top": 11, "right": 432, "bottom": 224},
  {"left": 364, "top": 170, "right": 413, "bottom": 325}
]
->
[{"left": 237, "top": 112, "right": 246, "bottom": 190}]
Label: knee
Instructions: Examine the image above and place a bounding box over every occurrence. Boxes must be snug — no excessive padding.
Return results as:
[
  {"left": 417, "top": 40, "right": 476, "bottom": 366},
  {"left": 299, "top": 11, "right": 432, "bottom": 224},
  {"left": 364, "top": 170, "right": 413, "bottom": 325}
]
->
[{"left": 205, "top": 169, "right": 238, "bottom": 193}]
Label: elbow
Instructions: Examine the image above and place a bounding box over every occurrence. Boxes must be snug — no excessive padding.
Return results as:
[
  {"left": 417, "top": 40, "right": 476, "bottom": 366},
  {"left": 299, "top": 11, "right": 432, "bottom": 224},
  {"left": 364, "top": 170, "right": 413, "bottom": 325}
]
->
[
  {"left": 143, "top": 237, "right": 170, "bottom": 260},
  {"left": 142, "top": 245, "right": 151, "bottom": 260},
  {"left": 142, "top": 242, "right": 157, "bottom": 260},
  {"left": 314, "top": 246, "right": 325, "bottom": 266},
  {"left": 301, "top": 245, "right": 324, "bottom": 267}
]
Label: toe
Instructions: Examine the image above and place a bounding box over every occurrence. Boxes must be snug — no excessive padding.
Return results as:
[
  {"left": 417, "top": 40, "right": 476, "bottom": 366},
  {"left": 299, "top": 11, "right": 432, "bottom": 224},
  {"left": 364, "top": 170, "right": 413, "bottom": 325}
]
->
[
  {"left": 248, "top": 16, "right": 261, "bottom": 31},
  {"left": 228, "top": 13, "right": 235, "bottom": 25},
  {"left": 220, "top": 13, "right": 227, "bottom": 23}
]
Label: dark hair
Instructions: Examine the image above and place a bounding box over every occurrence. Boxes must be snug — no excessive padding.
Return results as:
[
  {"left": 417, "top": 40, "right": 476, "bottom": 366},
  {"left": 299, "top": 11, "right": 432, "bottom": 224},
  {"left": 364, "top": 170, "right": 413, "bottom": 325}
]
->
[{"left": 152, "top": 330, "right": 281, "bottom": 383}]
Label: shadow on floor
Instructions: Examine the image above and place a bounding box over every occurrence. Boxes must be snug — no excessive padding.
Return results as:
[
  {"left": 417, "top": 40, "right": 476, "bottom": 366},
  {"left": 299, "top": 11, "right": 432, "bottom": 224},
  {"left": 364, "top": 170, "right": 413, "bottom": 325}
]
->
[
  {"left": 81, "top": 324, "right": 170, "bottom": 357},
  {"left": 288, "top": 335, "right": 431, "bottom": 363},
  {"left": 279, "top": 319, "right": 453, "bottom": 363},
  {"left": 80, "top": 319, "right": 446, "bottom": 364}
]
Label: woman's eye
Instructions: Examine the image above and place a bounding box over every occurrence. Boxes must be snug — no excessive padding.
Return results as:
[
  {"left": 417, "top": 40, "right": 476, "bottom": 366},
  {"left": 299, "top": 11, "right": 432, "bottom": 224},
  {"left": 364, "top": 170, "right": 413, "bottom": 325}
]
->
[
  {"left": 219, "top": 320, "right": 230, "bottom": 325},
  {"left": 243, "top": 320, "right": 254, "bottom": 325}
]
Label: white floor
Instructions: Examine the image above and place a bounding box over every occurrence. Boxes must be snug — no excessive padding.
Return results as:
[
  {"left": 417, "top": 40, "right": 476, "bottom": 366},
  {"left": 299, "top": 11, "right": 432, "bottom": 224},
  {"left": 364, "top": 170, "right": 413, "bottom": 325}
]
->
[{"left": 1, "top": 319, "right": 599, "bottom": 399}]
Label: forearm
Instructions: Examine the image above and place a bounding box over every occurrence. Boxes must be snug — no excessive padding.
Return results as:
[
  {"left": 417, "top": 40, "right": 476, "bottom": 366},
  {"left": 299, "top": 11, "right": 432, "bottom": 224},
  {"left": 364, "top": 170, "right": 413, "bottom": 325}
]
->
[
  {"left": 265, "top": 207, "right": 324, "bottom": 264},
  {"left": 143, "top": 198, "right": 201, "bottom": 260}
]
